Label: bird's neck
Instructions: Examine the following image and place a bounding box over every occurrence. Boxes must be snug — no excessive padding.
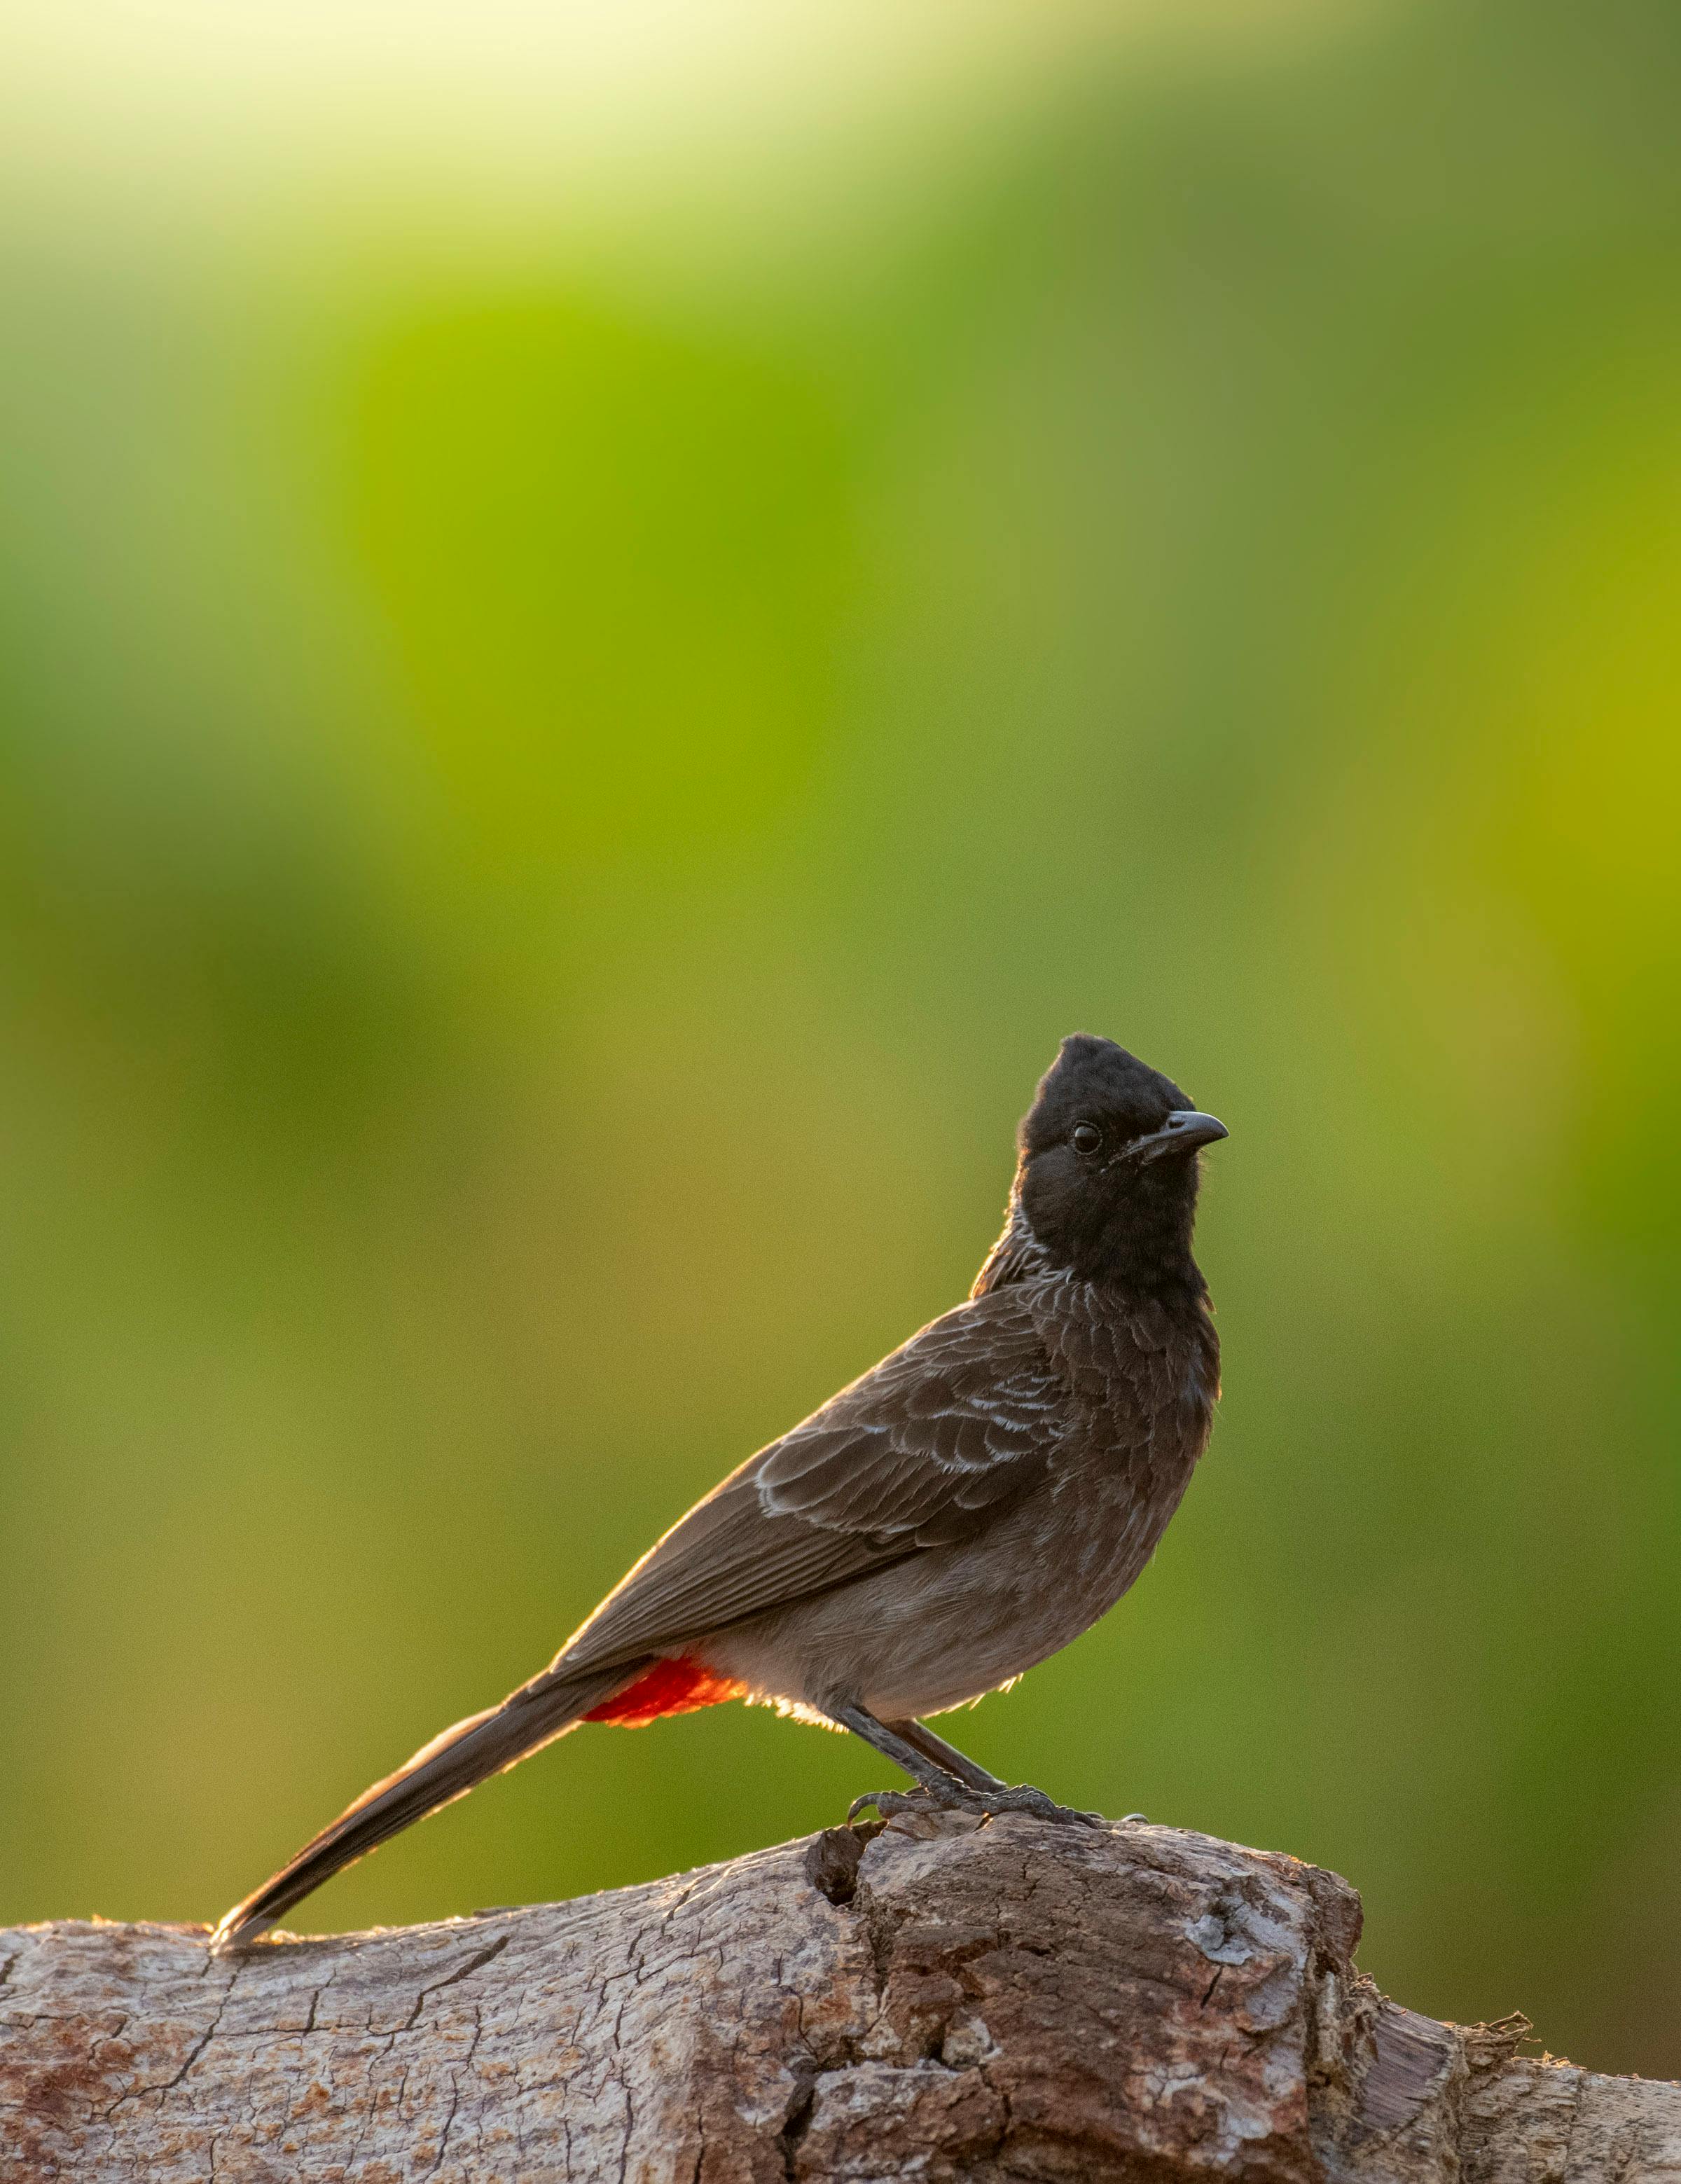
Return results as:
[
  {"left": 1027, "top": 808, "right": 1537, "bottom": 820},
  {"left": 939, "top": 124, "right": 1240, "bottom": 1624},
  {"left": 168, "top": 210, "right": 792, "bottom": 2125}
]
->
[
  {"left": 976, "top": 1189, "right": 1207, "bottom": 1311},
  {"left": 969, "top": 1198, "right": 1053, "bottom": 1298},
  {"left": 1083, "top": 1190, "right": 1208, "bottom": 1308}
]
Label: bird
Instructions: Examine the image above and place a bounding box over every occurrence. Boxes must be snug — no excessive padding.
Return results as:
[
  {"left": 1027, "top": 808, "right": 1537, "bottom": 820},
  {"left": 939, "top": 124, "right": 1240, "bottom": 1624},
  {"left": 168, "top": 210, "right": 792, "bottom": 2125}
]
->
[{"left": 212, "top": 1033, "right": 1226, "bottom": 1950}]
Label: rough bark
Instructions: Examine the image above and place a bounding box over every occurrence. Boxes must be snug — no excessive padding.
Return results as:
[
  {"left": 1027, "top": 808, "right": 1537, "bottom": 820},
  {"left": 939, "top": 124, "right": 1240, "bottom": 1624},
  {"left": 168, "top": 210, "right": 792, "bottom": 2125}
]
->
[{"left": 1, "top": 1809, "right": 1675, "bottom": 2182}]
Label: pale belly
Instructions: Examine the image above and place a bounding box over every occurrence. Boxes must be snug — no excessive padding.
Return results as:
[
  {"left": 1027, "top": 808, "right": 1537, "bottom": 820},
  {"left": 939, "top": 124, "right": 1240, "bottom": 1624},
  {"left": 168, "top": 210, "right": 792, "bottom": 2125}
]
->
[{"left": 700, "top": 1455, "right": 1194, "bottom": 1722}]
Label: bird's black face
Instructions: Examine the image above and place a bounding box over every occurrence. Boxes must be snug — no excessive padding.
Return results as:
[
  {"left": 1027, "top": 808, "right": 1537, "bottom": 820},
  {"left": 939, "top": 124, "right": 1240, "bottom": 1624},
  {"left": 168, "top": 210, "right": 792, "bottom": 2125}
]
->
[{"left": 1016, "top": 1034, "right": 1226, "bottom": 1290}]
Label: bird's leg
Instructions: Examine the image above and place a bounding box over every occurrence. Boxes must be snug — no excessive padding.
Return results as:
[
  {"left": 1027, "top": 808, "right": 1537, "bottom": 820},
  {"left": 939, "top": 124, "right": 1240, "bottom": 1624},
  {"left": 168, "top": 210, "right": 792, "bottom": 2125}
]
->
[
  {"left": 824, "top": 1703, "right": 984, "bottom": 1820},
  {"left": 886, "top": 1722, "right": 1144, "bottom": 1820},
  {"left": 828, "top": 1703, "right": 1107, "bottom": 1829},
  {"left": 881, "top": 1717, "right": 1009, "bottom": 1794},
  {"left": 890, "top": 1719, "right": 1134, "bottom": 1825}
]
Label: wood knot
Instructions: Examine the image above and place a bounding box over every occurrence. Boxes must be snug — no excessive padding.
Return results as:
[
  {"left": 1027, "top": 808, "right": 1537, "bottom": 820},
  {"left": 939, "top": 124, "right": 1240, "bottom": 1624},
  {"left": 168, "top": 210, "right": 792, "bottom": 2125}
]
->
[{"left": 803, "top": 1825, "right": 881, "bottom": 1907}]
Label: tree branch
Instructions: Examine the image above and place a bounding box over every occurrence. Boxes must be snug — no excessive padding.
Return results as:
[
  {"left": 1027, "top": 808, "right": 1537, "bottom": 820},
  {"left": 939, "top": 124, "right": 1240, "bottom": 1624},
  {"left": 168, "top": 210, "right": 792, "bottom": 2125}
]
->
[{"left": 1, "top": 1810, "right": 1673, "bottom": 2180}]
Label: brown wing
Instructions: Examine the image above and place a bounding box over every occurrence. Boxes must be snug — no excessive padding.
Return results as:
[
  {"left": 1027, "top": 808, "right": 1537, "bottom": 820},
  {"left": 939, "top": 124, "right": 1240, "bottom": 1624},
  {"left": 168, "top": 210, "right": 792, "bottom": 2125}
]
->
[{"left": 548, "top": 1287, "right": 1066, "bottom": 1679}]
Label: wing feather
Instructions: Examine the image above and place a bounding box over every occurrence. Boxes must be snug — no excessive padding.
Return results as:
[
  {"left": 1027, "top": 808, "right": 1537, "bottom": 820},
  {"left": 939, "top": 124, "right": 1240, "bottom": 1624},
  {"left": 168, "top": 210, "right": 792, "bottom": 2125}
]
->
[{"left": 551, "top": 1288, "right": 1064, "bottom": 1678}]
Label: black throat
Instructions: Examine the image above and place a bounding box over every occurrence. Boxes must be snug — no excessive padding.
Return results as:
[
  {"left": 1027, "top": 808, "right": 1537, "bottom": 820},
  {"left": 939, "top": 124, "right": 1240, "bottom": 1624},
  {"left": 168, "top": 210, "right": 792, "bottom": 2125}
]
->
[
  {"left": 976, "top": 1174, "right": 1208, "bottom": 1309},
  {"left": 1072, "top": 1165, "right": 1207, "bottom": 1303}
]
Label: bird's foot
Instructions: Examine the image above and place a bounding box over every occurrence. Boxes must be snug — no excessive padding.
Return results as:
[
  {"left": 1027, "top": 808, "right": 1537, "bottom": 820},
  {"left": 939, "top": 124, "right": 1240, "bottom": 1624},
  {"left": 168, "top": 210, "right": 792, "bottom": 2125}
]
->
[
  {"left": 848, "top": 1785, "right": 966, "bottom": 1825},
  {"left": 968, "top": 1782, "right": 1107, "bottom": 1828},
  {"left": 847, "top": 1781, "right": 1107, "bottom": 1830}
]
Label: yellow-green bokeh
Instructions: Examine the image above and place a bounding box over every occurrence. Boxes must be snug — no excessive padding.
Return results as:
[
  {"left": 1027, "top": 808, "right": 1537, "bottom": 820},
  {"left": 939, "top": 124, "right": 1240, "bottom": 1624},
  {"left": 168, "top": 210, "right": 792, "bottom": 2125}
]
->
[{"left": 2, "top": 0, "right": 1678, "bottom": 2080}]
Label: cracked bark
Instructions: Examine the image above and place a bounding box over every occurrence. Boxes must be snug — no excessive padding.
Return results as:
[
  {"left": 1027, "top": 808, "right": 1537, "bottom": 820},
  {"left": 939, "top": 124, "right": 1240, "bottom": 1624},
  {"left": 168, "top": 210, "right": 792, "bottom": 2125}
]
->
[{"left": 1, "top": 1812, "right": 1676, "bottom": 2183}]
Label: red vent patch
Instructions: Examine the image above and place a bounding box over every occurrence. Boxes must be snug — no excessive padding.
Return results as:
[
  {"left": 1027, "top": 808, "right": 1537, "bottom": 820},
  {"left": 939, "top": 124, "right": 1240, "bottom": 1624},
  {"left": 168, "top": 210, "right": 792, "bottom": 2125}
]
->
[{"left": 584, "top": 1657, "right": 748, "bottom": 1727}]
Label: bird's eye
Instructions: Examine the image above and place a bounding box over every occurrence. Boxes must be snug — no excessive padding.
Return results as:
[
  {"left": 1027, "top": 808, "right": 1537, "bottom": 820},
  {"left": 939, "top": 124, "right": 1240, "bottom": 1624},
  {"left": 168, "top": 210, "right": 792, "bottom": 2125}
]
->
[{"left": 1072, "top": 1121, "right": 1102, "bottom": 1156}]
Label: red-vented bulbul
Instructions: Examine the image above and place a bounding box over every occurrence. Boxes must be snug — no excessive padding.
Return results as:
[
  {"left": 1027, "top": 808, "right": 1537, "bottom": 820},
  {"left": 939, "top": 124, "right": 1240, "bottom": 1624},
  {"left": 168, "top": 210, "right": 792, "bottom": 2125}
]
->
[{"left": 213, "top": 1034, "right": 1225, "bottom": 1948}]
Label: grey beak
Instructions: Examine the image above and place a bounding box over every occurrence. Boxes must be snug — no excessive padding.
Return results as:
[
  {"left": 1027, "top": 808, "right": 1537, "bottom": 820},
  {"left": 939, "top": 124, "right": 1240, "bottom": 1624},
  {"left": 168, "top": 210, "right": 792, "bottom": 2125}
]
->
[{"left": 1128, "top": 1110, "right": 1229, "bottom": 1164}]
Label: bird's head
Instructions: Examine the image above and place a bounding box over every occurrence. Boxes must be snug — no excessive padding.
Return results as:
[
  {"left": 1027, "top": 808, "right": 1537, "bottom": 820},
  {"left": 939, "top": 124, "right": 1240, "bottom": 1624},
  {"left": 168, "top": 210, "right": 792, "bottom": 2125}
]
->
[{"left": 1015, "top": 1033, "right": 1226, "bottom": 1291}]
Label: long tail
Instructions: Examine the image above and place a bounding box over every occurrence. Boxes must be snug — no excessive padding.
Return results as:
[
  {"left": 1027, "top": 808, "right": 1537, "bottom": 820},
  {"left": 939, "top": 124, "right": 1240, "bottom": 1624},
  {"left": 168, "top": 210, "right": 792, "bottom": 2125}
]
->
[{"left": 210, "top": 1657, "right": 642, "bottom": 1951}]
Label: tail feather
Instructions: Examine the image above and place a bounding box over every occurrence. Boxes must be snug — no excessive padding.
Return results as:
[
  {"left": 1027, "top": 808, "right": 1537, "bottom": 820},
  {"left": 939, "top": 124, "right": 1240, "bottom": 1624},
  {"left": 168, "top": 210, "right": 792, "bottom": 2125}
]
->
[{"left": 210, "top": 1659, "right": 639, "bottom": 1951}]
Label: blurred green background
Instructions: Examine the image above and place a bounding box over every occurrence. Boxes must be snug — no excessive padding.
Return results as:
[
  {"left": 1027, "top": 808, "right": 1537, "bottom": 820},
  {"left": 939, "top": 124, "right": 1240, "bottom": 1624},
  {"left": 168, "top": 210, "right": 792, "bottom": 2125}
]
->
[{"left": 3, "top": 0, "right": 1679, "bottom": 2080}]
